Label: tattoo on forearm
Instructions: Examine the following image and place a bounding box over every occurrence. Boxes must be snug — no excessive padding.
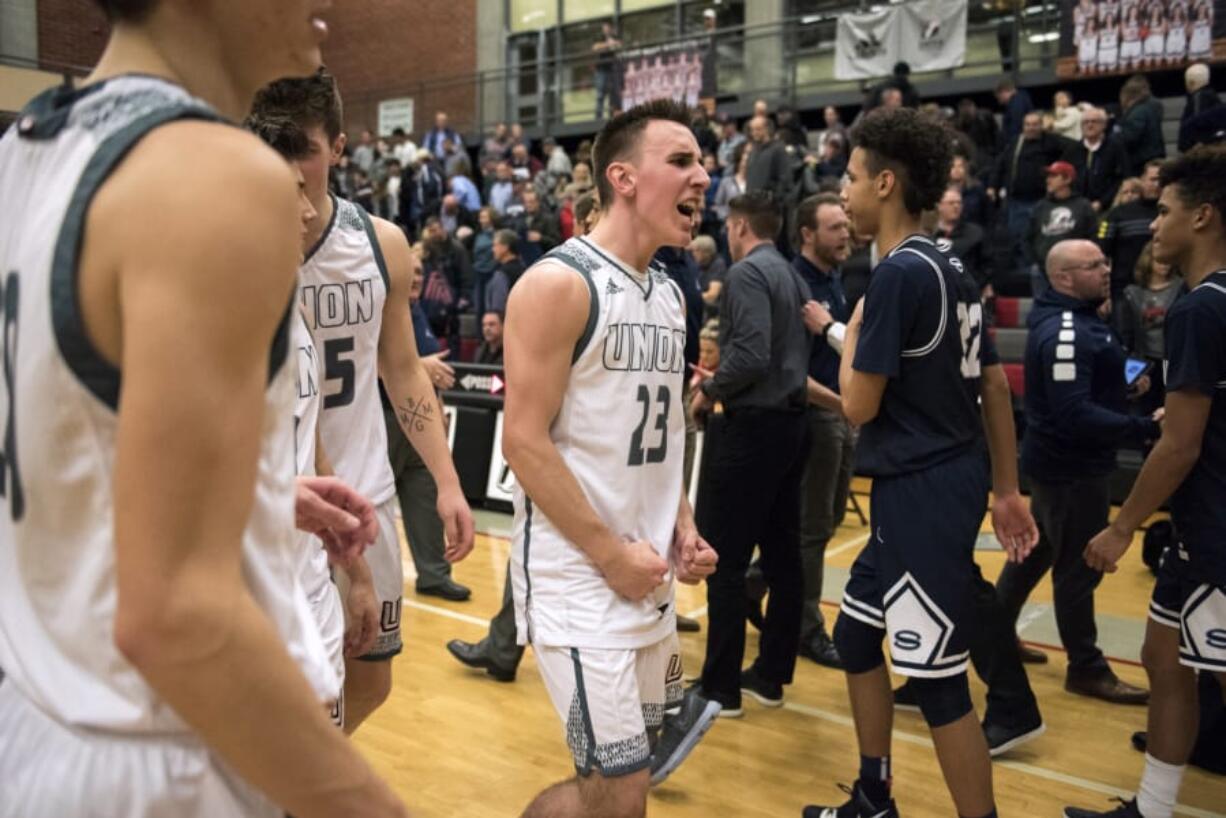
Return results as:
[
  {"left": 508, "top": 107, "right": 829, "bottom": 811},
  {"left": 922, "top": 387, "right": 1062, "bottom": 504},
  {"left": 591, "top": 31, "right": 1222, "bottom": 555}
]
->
[{"left": 397, "top": 394, "right": 437, "bottom": 434}]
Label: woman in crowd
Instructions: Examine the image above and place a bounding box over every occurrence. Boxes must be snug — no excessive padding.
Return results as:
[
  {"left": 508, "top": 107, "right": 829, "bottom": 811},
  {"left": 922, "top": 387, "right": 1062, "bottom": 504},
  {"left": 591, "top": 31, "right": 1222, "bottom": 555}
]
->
[{"left": 1120, "top": 241, "right": 1182, "bottom": 415}]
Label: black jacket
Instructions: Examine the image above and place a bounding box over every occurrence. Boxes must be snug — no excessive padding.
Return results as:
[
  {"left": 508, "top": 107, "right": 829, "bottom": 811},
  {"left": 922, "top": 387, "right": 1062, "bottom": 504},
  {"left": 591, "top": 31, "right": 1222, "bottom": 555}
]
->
[
  {"left": 745, "top": 140, "right": 794, "bottom": 203},
  {"left": 1179, "top": 87, "right": 1225, "bottom": 152},
  {"left": 1070, "top": 137, "right": 1130, "bottom": 212},
  {"left": 1117, "top": 98, "right": 1166, "bottom": 175},
  {"left": 1021, "top": 289, "right": 1159, "bottom": 483},
  {"left": 1098, "top": 198, "right": 1159, "bottom": 294},
  {"left": 993, "top": 133, "right": 1074, "bottom": 202}
]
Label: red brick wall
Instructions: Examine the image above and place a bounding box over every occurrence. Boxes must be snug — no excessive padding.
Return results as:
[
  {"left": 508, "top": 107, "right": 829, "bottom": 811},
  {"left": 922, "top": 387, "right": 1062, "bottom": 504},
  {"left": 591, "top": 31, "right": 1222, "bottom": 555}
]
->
[
  {"left": 35, "top": 1, "right": 482, "bottom": 139},
  {"left": 38, "top": 0, "right": 109, "bottom": 72},
  {"left": 322, "top": 0, "right": 480, "bottom": 142}
]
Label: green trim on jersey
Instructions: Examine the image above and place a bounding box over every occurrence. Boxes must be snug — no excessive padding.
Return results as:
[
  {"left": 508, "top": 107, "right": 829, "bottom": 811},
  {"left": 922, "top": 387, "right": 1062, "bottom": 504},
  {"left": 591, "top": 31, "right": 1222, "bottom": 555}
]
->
[
  {"left": 51, "top": 104, "right": 225, "bottom": 410},
  {"left": 354, "top": 204, "right": 392, "bottom": 292},
  {"left": 540, "top": 247, "right": 601, "bottom": 365}
]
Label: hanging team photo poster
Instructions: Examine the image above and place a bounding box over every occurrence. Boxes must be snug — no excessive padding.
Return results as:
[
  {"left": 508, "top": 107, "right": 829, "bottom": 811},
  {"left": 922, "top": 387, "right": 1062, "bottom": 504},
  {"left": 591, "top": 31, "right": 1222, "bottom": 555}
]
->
[
  {"left": 1058, "top": 0, "right": 1225, "bottom": 77},
  {"left": 617, "top": 39, "right": 710, "bottom": 110}
]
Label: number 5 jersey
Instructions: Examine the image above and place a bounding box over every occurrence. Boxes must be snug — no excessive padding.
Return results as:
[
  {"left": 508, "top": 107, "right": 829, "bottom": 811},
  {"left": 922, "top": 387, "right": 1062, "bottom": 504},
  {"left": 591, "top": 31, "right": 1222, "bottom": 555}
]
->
[{"left": 511, "top": 236, "right": 687, "bottom": 650}]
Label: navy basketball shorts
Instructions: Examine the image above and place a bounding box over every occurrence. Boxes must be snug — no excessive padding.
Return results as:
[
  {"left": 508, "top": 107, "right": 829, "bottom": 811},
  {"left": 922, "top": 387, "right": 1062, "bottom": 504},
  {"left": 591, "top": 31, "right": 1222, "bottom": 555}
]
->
[
  {"left": 840, "top": 449, "right": 989, "bottom": 678},
  {"left": 1149, "top": 543, "right": 1226, "bottom": 673}
]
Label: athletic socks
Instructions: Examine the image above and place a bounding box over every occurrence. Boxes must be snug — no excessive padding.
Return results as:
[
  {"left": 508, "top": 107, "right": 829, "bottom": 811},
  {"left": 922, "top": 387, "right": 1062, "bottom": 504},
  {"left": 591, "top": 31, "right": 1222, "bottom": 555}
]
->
[
  {"left": 858, "top": 755, "right": 891, "bottom": 806},
  {"left": 1135, "top": 752, "right": 1185, "bottom": 818}
]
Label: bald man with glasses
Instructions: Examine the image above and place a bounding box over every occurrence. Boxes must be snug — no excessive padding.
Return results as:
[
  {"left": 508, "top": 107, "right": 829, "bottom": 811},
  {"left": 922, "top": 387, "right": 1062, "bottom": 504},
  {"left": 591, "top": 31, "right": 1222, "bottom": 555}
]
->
[{"left": 995, "top": 239, "right": 1162, "bottom": 704}]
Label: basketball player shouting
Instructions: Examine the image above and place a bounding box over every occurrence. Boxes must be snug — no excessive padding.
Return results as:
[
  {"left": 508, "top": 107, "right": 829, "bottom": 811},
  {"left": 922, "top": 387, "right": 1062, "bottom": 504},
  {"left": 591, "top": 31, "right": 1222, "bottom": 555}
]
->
[
  {"left": 0, "top": 1, "right": 405, "bottom": 816},
  {"left": 504, "top": 99, "right": 719, "bottom": 818},
  {"left": 251, "top": 69, "right": 476, "bottom": 734},
  {"left": 1066, "top": 146, "right": 1226, "bottom": 818},
  {"left": 803, "top": 108, "right": 1037, "bottom": 818}
]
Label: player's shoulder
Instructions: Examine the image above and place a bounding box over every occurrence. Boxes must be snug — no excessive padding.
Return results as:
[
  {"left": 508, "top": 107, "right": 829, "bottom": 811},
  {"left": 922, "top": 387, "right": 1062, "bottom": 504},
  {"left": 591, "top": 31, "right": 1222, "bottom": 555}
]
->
[
  {"left": 1173, "top": 274, "right": 1226, "bottom": 321},
  {"left": 101, "top": 121, "right": 297, "bottom": 234}
]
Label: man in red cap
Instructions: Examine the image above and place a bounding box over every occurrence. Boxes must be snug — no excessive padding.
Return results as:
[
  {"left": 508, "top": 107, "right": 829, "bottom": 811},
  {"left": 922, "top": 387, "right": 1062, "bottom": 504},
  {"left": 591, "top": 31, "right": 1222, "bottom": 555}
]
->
[{"left": 1028, "top": 160, "right": 1098, "bottom": 295}]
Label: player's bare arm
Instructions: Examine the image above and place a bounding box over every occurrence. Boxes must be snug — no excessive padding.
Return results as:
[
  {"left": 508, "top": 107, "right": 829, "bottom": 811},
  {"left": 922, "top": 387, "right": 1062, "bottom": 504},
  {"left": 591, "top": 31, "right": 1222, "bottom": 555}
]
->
[
  {"left": 979, "top": 363, "right": 1039, "bottom": 561},
  {"left": 372, "top": 216, "right": 475, "bottom": 563},
  {"left": 1086, "top": 389, "right": 1211, "bottom": 572},
  {"left": 838, "top": 298, "right": 887, "bottom": 425},
  {"left": 502, "top": 261, "right": 668, "bottom": 602},
  {"left": 99, "top": 123, "right": 403, "bottom": 818}
]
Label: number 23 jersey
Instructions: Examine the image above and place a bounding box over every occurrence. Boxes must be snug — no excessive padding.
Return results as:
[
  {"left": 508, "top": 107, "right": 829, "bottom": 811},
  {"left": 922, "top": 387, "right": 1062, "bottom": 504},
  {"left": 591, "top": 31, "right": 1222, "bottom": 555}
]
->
[{"left": 511, "top": 236, "right": 686, "bottom": 650}]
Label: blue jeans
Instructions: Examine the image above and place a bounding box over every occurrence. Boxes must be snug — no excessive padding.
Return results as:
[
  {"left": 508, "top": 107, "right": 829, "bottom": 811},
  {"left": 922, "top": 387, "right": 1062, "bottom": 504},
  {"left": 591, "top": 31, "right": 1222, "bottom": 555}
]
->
[{"left": 594, "top": 69, "right": 619, "bottom": 119}]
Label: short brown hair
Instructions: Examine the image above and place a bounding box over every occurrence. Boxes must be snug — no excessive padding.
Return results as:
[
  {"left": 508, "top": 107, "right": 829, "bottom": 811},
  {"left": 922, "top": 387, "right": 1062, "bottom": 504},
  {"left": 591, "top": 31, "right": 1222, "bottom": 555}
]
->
[
  {"left": 91, "top": 0, "right": 156, "bottom": 21},
  {"left": 794, "top": 192, "right": 843, "bottom": 244},
  {"left": 727, "top": 191, "right": 782, "bottom": 241},
  {"left": 244, "top": 114, "right": 311, "bottom": 162},
  {"left": 250, "top": 67, "right": 344, "bottom": 142},
  {"left": 592, "top": 98, "right": 692, "bottom": 207}
]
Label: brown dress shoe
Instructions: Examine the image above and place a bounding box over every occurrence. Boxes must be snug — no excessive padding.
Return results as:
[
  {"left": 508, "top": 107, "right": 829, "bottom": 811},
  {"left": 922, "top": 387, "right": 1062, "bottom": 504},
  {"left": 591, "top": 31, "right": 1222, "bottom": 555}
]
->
[
  {"left": 1065, "top": 671, "right": 1149, "bottom": 705},
  {"left": 1018, "top": 641, "right": 1048, "bottom": 664}
]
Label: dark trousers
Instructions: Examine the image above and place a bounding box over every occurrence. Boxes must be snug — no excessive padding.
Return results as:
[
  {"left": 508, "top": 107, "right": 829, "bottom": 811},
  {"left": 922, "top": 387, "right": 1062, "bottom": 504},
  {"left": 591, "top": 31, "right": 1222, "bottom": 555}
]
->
[
  {"left": 968, "top": 562, "right": 1041, "bottom": 727},
  {"left": 483, "top": 566, "right": 525, "bottom": 669},
  {"left": 799, "top": 407, "right": 855, "bottom": 641},
  {"left": 700, "top": 408, "right": 809, "bottom": 698},
  {"left": 996, "top": 476, "right": 1111, "bottom": 677},
  {"left": 384, "top": 406, "right": 452, "bottom": 589}
]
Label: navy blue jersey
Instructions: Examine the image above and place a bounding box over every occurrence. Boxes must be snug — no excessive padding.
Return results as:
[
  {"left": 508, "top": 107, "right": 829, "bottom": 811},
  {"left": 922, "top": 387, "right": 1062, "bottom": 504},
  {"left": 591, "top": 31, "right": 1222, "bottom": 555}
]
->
[
  {"left": 1164, "top": 270, "right": 1226, "bottom": 584},
  {"left": 853, "top": 235, "right": 987, "bottom": 477}
]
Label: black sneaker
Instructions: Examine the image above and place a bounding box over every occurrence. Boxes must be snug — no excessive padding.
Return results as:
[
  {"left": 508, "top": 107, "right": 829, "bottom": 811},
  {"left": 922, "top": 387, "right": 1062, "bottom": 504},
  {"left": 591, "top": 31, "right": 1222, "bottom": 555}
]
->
[
  {"left": 800, "top": 630, "right": 844, "bottom": 669},
  {"left": 803, "top": 781, "right": 899, "bottom": 817},
  {"left": 1064, "top": 798, "right": 1143, "bottom": 817},
  {"left": 740, "top": 665, "right": 783, "bottom": 708},
  {"left": 892, "top": 682, "right": 920, "bottom": 713},
  {"left": 984, "top": 713, "right": 1046, "bottom": 757},
  {"left": 690, "top": 683, "right": 742, "bottom": 718},
  {"left": 649, "top": 686, "right": 722, "bottom": 786}
]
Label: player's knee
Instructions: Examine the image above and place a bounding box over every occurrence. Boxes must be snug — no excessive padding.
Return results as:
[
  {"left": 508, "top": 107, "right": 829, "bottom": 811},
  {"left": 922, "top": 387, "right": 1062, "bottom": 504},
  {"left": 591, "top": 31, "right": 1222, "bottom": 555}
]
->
[
  {"left": 833, "top": 614, "right": 885, "bottom": 674},
  {"left": 1140, "top": 629, "right": 1181, "bottom": 682},
  {"left": 909, "top": 674, "right": 973, "bottom": 728},
  {"left": 348, "top": 660, "right": 393, "bottom": 708}
]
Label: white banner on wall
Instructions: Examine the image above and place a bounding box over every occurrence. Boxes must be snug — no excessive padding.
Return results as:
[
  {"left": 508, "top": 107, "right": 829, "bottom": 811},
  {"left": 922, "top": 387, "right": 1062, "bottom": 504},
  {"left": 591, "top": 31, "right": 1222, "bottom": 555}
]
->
[
  {"left": 835, "top": 1, "right": 967, "bottom": 80},
  {"left": 835, "top": 6, "right": 899, "bottom": 80},
  {"left": 899, "top": 1, "right": 968, "bottom": 73},
  {"left": 377, "top": 97, "right": 414, "bottom": 137}
]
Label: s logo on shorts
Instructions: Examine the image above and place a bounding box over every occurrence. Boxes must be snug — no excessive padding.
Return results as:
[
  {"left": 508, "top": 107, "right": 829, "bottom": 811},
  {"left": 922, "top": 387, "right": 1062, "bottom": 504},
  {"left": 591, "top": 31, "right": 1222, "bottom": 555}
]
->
[{"left": 892, "top": 630, "right": 923, "bottom": 651}]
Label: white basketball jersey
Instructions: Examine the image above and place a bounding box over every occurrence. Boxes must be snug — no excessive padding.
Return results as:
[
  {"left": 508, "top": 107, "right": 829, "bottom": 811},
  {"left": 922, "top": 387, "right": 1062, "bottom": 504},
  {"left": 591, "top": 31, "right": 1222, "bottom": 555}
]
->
[
  {"left": 0, "top": 75, "right": 337, "bottom": 733},
  {"left": 298, "top": 196, "right": 395, "bottom": 505},
  {"left": 292, "top": 304, "right": 332, "bottom": 604},
  {"left": 511, "top": 236, "right": 685, "bottom": 650}
]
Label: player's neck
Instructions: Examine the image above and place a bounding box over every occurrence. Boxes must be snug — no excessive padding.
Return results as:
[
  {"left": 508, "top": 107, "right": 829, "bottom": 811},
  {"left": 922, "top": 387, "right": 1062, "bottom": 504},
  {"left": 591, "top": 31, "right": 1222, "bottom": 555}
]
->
[
  {"left": 587, "top": 211, "right": 662, "bottom": 273},
  {"left": 85, "top": 22, "right": 255, "bottom": 123},
  {"left": 304, "top": 193, "right": 336, "bottom": 255},
  {"left": 874, "top": 207, "right": 924, "bottom": 258},
  {"left": 1181, "top": 240, "right": 1226, "bottom": 289}
]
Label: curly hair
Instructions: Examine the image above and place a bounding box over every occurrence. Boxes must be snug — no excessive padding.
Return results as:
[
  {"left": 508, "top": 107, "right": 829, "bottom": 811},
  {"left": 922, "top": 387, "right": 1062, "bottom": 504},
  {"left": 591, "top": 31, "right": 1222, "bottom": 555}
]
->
[
  {"left": 851, "top": 107, "right": 954, "bottom": 216},
  {"left": 250, "top": 67, "right": 344, "bottom": 142},
  {"left": 1158, "top": 145, "right": 1226, "bottom": 237}
]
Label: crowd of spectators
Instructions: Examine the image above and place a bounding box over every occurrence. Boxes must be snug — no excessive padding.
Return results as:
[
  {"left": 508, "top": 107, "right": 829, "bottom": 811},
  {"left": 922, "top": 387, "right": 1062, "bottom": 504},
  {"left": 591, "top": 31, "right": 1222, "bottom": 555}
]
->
[{"left": 324, "top": 60, "right": 1222, "bottom": 365}]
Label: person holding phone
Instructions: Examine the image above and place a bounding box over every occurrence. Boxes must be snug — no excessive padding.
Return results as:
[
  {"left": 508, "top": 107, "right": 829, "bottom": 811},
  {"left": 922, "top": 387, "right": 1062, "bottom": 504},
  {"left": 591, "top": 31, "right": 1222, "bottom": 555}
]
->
[{"left": 996, "top": 239, "right": 1162, "bottom": 704}]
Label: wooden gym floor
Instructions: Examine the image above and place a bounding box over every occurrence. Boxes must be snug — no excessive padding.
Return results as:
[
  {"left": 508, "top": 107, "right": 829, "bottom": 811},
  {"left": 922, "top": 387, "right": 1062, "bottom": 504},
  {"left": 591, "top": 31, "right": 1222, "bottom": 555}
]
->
[{"left": 354, "top": 481, "right": 1225, "bottom": 817}]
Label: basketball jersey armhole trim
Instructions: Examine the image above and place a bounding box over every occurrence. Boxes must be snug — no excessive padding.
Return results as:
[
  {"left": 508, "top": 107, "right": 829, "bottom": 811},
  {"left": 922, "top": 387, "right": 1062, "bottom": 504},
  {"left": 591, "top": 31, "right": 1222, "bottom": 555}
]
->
[
  {"left": 355, "top": 204, "right": 392, "bottom": 292},
  {"left": 538, "top": 249, "right": 600, "bottom": 364},
  {"left": 896, "top": 248, "right": 949, "bottom": 359},
  {"left": 51, "top": 104, "right": 223, "bottom": 410}
]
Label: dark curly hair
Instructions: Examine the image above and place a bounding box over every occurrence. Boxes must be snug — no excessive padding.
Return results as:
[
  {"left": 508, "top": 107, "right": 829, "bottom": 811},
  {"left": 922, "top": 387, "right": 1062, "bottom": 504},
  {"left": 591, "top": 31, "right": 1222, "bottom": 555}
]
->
[
  {"left": 851, "top": 107, "right": 954, "bottom": 216},
  {"left": 1159, "top": 145, "right": 1226, "bottom": 238},
  {"left": 250, "top": 67, "right": 344, "bottom": 142},
  {"left": 91, "top": 0, "right": 156, "bottom": 21},
  {"left": 592, "top": 98, "right": 693, "bottom": 208}
]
